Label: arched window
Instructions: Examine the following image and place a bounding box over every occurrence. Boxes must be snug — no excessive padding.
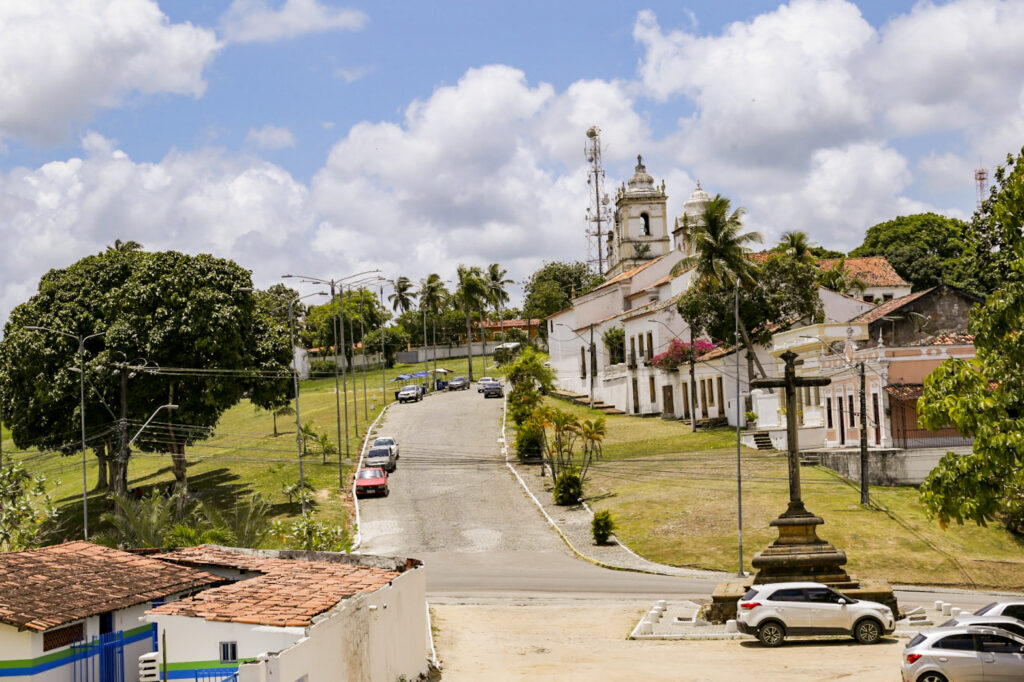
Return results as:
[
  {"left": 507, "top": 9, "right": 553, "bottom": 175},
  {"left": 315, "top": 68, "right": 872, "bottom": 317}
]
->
[{"left": 640, "top": 212, "right": 651, "bottom": 236}]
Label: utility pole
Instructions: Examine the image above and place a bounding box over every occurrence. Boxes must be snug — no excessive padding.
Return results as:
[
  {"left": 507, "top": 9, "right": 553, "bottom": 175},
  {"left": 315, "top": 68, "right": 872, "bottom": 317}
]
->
[
  {"left": 735, "top": 279, "right": 744, "bottom": 577},
  {"left": 330, "top": 282, "right": 348, "bottom": 488},
  {"left": 287, "top": 299, "right": 307, "bottom": 515},
  {"left": 380, "top": 285, "right": 388, "bottom": 405},
  {"left": 689, "top": 327, "right": 697, "bottom": 433},
  {"left": 859, "top": 361, "right": 869, "bottom": 505},
  {"left": 117, "top": 363, "right": 129, "bottom": 498},
  {"left": 589, "top": 324, "right": 596, "bottom": 409}
]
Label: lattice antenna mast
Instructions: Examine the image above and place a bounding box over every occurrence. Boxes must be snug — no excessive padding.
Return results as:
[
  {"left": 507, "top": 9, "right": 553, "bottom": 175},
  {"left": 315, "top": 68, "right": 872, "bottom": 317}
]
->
[
  {"left": 585, "top": 126, "right": 612, "bottom": 275},
  {"left": 975, "top": 166, "right": 988, "bottom": 210}
]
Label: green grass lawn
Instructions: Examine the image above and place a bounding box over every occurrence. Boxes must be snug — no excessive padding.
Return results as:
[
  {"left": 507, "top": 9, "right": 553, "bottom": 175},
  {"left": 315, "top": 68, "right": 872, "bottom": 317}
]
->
[
  {"left": 6, "top": 353, "right": 496, "bottom": 544},
  {"left": 543, "top": 397, "right": 1024, "bottom": 588}
]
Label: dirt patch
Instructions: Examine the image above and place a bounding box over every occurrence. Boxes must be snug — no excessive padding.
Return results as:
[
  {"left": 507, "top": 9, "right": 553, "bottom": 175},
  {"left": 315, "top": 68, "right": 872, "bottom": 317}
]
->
[{"left": 431, "top": 601, "right": 903, "bottom": 681}]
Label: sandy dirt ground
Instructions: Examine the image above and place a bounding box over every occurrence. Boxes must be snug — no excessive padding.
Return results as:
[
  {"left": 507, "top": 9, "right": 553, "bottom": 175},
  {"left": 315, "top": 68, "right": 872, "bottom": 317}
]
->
[{"left": 431, "top": 601, "right": 905, "bottom": 681}]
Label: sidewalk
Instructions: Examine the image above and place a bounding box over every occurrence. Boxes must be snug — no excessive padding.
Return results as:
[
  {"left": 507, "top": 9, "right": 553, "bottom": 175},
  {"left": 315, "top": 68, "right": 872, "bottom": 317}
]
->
[{"left": 506, "top": 457, "right": 723, "bottom": 579}]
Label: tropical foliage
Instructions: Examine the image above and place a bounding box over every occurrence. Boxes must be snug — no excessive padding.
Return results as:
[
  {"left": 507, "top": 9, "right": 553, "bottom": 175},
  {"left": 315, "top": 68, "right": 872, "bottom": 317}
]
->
[
  {"left": 650, "top": 339, "right": 718, "bottom": 371},
  {"left": 0, "top": 461, "right": 60, "bottom": 551},
  {"left": 527, "top": 406, "right": 605, "bottom": 504},
  {"left": 523, "top": 261, "right": 603, "bottom": 323}
]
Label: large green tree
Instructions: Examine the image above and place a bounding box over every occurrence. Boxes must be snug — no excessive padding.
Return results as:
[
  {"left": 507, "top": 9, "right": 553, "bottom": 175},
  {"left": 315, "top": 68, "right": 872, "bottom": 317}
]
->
[
  {"left": 849, "top": 213, "right": 972, "bottom": 292},
  {"left": 522, "top": 261, "right": 603, "bottom": 322},
  {"left": 916, "top": 148, "right": 1024, "bottom": 530},
  {"left": 0, "top": 249, "right": 292, "bottom": 499}
]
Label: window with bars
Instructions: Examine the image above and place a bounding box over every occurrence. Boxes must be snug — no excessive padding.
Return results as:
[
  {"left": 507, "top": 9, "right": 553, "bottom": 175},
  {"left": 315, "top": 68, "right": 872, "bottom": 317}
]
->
[
  {"left": 220, "top": 641, "right": 238, "bottom": 664},
  {"left": 44, "top": 623, "right": 83, "bottom": 651}
]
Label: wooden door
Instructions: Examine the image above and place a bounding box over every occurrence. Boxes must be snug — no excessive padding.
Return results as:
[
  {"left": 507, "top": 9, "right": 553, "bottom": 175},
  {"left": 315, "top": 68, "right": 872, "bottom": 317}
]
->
[{"left": 662, "top": 385, "right": 675, "bottom": 416}]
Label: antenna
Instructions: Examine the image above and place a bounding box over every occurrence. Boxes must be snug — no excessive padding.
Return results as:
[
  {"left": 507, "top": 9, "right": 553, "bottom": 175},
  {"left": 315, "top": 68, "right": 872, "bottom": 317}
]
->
[
  {"left": 975, "top": 166, "right": 988, "bottom": 210},
  {"left": 584, "top": 126, "right": 612, "bottom": 276}
]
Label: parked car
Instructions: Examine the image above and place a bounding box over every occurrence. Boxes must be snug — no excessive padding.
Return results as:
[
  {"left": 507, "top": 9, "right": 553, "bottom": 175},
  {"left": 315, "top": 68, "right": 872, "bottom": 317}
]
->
[
  {"left": 355, "top": 467, "right": 388, "bottom": 497},
  {"left": 448, "top": 376, "right": 469, "bottom": 390},
  {"left": 934, "top": 614, "right": 1024, "bottom": 640},
  {"left": 372, "top": 436, "right": 400, "bottom": 460},
  {"left": 364, "top": 446, "right": 397, "bottom": 473},
  {"left": 901, "top": 625, "right": 1024, "bottom": 682},
  {"left": 736, "top": 582, "right": 895, "bottom": 647},
  {"left": 975, "top": 601, "right": 1024, "bottom": 621},
  {"left": 482, "top": 381, "right": 504, "bottom": 398},
  {"left": 477, "top": 377, "right": 495, "bottom": 392},
  {"left": 397, "top": 385, "right": 422, "bottom": 403}
]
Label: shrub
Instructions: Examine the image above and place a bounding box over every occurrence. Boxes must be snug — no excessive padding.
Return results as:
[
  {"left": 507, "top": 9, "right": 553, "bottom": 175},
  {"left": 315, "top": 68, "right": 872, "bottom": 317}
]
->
[
  {"left": 515, "top": 424, "right": 543, "bottom": 460},
  {"left": 274, "top": 512, "right": 352, "bottom": 552},
  {"left": 591, "top": 509, "right": 615, "bottom": 545},
  {"left": 553, "top": 471, "right": 582, "bottom": 505},
  {"left": 309, "top": 359, "right": 339, "bottom": 376}
]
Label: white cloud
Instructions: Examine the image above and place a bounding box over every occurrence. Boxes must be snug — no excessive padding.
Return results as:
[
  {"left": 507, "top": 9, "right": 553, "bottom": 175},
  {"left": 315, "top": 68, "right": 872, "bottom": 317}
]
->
[
  {"left": 0, "top": 0, "right": 220, "bottom": 143},
  {"left": 220, "top": 0, "right": 367, "bottom": 44},
  {"left": 246, "top": 125, "right": 297, "bottom": 150},
  {"left": 336, "top": 66, "right": 370, "bottom": 83}
]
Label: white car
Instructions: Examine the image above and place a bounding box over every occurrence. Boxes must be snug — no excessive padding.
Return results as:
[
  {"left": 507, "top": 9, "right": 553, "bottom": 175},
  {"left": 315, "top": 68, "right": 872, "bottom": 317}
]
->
[
  {"left": 477, "top": 377, "right": 495, "bottom": 392},
  {"left": 736, "top": 582, "right": 895, "bottom": 647},
  {"left": 371, "top": 436, "right": 400, "bottom": 460},
  {"left": 902, "top": 625, "right": 1024, "bottom": 682},
  {"left": 397, "top": 385, "right": 422, "bottom": 403},
  {"left": 974, "top": 601, "right": 1024, "bottom": 622}
]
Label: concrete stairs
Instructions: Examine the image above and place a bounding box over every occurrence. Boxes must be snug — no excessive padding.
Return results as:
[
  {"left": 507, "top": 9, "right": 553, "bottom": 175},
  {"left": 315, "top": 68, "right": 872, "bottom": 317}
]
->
[{"left": 751, "top": 431, "right": 774, "bottom": 450}]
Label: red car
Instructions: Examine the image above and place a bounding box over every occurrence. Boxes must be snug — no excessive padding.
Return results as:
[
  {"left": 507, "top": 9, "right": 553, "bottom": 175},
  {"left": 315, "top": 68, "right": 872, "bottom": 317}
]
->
[{"left": 355, "top": 467, "right": 389, "bottom": 497}]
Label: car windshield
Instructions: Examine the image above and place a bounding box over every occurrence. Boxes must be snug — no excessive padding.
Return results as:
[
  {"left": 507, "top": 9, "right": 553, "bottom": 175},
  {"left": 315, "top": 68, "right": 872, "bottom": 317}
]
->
[
  {"left": 367, "top": 448, "right": 390, "bottom": 458},
  {"left": 374, "top": 438, "right": 394, "bottom": 445},
  {"left": 401, "top": 385, "right": 417, "bottom": 391},
  {"left": 975, "top": 602, "right": 998, "bottom": 615},
  {"left": 358, "top": 469, "right": 383, "bottom": 479}
]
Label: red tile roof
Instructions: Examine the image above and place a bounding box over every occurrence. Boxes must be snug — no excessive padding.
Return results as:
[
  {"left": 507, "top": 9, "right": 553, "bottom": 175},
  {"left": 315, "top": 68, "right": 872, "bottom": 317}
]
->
[
  {"left": 851, "top": 287, "right": 935, "bottom": 324},
  {"left": 0, "top": 542, "right": 223, "bottom": 632},
  {"left": 476, "top": 319, "right": 542, "bottom": 330},
  {"left": 149, "top": 546, "right": 401, "bottom": 627},
  {"left": 817, "top": 256, "right": 910, "bottom": 288},
  {"left": 885, "top": 384, "right": 924, "bottom": 401},
  {"left": 588, "top": 255, "right": 667, "bottom": 293}
]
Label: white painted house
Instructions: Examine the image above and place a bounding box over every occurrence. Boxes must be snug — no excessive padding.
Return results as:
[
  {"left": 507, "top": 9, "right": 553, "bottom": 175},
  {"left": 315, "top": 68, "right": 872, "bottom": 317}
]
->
[
  {"left": 0, "top": 542, "right": 222, "bottom": 682},
  {"left": 145, "top": 546, "right": 429, "bottom": 682}
]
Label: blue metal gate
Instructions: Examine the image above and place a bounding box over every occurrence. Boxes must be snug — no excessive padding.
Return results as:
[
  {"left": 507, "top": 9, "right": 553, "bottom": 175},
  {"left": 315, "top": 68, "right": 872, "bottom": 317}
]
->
[{"left": 71, "top": 631, "right": 125, "bottom": 682}]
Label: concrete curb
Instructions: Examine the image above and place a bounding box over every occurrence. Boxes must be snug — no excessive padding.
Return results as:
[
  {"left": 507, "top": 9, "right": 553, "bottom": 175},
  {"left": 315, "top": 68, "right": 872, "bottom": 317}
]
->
[
  {"left": 350, "top": 400, "right": 394, "bottom": 551},
  {"left": 499, "top": 395, "right": 697, "bottom": 578}
]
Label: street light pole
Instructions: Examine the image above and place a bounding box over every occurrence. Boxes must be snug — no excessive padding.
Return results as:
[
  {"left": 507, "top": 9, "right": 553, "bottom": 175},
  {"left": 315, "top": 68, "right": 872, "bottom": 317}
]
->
[
  {"left": 859, "top": 360, "right": 869, "bottom": 505},
  {"left": 734, "top": 278, "right": 744, "bottom": 577},
  {"left": 589, "top": 324, "right": 596, "bottom": 410},
  {"left": 25, "top": 326, "right": 106, "bottom": 540}
]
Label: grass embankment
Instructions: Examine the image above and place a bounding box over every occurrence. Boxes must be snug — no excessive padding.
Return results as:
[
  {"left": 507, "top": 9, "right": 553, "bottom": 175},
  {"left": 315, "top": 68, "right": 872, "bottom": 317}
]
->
[
  {"left": 6, "top": 355, "right": 492, "bottom": 544},
  {"left": 547, "top": 397, "right": 1024, "bottom": 588}
]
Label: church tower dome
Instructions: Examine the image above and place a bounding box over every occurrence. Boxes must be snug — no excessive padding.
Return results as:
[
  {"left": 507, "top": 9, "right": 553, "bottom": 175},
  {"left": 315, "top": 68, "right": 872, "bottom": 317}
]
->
[
  {"left": 674, "top": 182, "right": 712, "bottom": 256},
  {"left": 605, "top": 155, "right": 670, "bottom": 277}
]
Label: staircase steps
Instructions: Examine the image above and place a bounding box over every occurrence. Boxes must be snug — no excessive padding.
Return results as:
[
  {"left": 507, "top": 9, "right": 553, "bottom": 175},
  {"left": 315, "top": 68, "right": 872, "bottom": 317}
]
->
[{"left": 752, "top": 432, "right": 775, "bottom": 450}]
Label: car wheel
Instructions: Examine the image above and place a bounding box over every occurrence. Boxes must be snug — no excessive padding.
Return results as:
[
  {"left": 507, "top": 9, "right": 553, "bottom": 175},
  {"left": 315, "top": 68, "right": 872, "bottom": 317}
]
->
[
  {"left": 757, "top": 621, "right": 785, "bottom": 647},
  {"left": 384, "top": 488, "right": 389, "bottom": 497},
  {"left": 853, "top": 618, "right": 882, "bottom": 644},
  {"left": 916, "top": 673, "right": 947, "bottom": 682}
]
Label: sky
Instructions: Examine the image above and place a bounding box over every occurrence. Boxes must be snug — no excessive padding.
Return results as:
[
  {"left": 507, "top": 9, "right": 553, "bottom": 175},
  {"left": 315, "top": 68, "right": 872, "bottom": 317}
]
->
[{"left": 2, "top": 0, "right": 1023, "bottom": 324}]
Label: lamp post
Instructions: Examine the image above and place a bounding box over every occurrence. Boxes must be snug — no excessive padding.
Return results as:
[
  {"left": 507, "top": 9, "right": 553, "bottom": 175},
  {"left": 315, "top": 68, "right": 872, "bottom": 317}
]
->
[
  {"left": 284, "top": 292, "right": 328, "bottom": 512},
  {"left": 344, "top": 275, "right": 386, "bottom": 438},
  {"left": 127, "top": 404, "right": 179, "bottom": 448},
  {"left": 283, "top": 271, "right": 379, "bottom": 490},
  {"left": 734, "top": 279, "right": 744, "bottom": 577},
  {"left": 24, "top": 325, "right": 106, "bottom": 540}
]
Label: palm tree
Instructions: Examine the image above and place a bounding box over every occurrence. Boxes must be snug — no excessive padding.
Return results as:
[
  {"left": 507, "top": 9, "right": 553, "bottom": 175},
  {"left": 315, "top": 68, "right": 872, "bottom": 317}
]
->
[
  {"left": 778, "top": 230, "right": 816, "bottom": 263},
  {"left": 485, "top": 263, "right": 514, "bottom": 348},
  {"left": 388, "top": 276, "right": 417, "bottom": 314},
  {"left": 105, "top": 239, "right": 144, "bottom": 253},
  {"left": 682, "top": 194, "right": 767, "bottom": 378},
  {"left": 681, "top": 194, "right": 763, "bottom": 287},
  {"left": 419, "top": 274, "right": 448, "bottom": 377},
  {"left": 818, "top": 258, "right": 867, "bottom": 296},
  {"left": 455, "top": 265, "right": 487, "bottom": 381}
]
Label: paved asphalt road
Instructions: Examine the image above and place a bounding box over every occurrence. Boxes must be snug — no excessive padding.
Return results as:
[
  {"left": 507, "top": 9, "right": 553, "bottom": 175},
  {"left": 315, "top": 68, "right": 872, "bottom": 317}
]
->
[
  {"left": 357, "top": 385, "right": 1016, "bottom": 608},
  {"left": 358, "top": 386, "right": 721, "bottom": 599}
]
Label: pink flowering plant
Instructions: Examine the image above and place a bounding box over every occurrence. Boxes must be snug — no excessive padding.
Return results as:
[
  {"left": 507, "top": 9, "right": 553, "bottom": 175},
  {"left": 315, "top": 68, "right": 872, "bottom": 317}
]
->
[{"left": 650, "top": 339, "right": 718, "bottom": 371}]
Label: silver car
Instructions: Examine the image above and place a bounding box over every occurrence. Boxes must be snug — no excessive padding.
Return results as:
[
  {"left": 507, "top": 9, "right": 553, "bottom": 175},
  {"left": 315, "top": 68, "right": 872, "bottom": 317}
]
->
[
  {"left": 364, "top": 446, "right": 396, "bottom": 473},
  {"left": 975, "top": 601, "right": 1024, "bottom": 621},
  {"left": 371, "top": 436, "right": 400, "bottom": 460},
  {"left": 901, "top": 625, "right": 1024, "bottom": 682},
  {"left": 936, "top": 615, "right": 1024, "bottom": 640}
]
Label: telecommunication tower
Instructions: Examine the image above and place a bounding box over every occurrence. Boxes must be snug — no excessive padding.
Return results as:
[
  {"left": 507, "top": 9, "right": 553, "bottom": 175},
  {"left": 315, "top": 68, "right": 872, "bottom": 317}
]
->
[
  {"left": 584, "top": 126, "right": 612, "bottom": 275},
  {"left": 975, "top": 167, "right": 988, "bottom": 210}
]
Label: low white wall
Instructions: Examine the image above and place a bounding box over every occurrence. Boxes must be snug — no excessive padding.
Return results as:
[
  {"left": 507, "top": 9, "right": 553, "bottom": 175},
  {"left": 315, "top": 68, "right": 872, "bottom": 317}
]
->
[
  {"left": 818, "top": 446, "right": 971, "bottom": 486},
  {"left": 238, "top": 565, "right": 428, "bottom": 682},
  {"left": 147, "top": 614, "right": 300, "bottom": 675}
]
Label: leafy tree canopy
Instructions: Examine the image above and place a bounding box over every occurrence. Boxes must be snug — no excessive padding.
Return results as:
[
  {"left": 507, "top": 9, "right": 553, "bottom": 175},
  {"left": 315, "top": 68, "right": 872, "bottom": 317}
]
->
[
  {"left": 849, "top": 213, "right": 971, "bottom": 292},
  {"left": 678, "top": 253, "right": 822, "bottom": 346},
  {"left": 522, "top": 261, "right": 603, "bottom": 321},
  {"left": 362, "top": 326, "right": 410, "bottom": 368},
  {"left": 917, "top": 148, "right": 1024, "bottom": 529}
]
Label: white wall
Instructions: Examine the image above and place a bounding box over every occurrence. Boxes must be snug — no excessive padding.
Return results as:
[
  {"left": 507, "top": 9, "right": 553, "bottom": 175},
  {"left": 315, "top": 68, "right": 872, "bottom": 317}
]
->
[
  {"left": 147, "top": 613, "right": 301, "bottom": 672},
  {"left": 237, "top": 566, "right": 428, "bottom": 682}
]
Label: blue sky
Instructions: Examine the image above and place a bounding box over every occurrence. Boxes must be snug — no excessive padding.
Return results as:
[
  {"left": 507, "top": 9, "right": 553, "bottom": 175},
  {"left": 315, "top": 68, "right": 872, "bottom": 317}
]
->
[{"left": 2, "top": 0, "right": 1022, "bottom": 322}]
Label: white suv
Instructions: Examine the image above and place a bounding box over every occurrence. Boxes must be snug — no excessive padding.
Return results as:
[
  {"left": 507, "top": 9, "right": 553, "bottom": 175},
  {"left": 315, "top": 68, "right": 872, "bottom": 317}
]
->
[{"left": 736, "top": 582, "right": 895, "bottom": 647}]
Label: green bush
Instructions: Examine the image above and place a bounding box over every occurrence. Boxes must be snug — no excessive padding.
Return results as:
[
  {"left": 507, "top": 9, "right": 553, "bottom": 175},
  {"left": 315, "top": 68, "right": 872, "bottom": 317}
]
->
[
  {"left": 515, "top": 424, "right": 543, "bottom": 460},
  {"left": 274, "top": 512, "right": 352, "bottom": 552},
  {"left": 309, "top": 358, "right": 339, "bottom": 376},
  {"left": 592, "top": 509, "right": 615, "bottom": 545},
  {"left": 553, "top": 471, "right": 582, "bottom": 506}
]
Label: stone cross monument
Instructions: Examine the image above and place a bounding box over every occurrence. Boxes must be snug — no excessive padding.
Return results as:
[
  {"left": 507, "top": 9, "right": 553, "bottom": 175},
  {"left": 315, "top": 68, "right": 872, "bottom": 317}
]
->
[{"left": 749, "top": 350, "right": 852, "bottom": 586}]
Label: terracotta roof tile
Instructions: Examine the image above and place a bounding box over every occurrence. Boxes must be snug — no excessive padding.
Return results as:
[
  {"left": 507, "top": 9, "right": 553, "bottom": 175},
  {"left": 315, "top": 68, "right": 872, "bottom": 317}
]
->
[
  {"left": 0, "top": 542, "right": 223, "bottom": 631},
  {"left": 817, "top": 256, "right": 910, "bottom": 287},
  {"left": 851, "top": 288, "right": 935, "bottom": 324},
  {"left": 149, "top": 546, "right": 400, "bottom": 627}
]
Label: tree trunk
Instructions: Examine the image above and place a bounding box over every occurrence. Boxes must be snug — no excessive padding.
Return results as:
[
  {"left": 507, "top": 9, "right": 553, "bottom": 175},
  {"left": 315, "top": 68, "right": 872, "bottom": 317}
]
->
[
  {"left": 94, "top": 441, "right": 108, "bottom": 490},
  {"left": 273, "top": 412, "right": 278, "bottom": 437},
  {"left": 465, "top": 308, "right": 475, "bottom": 381},
  {"left": 736, "top": 317, "right": 769, "bottom": 382},
  {"left": 168, "top": 383, "right": 188, "bottom": 496}
]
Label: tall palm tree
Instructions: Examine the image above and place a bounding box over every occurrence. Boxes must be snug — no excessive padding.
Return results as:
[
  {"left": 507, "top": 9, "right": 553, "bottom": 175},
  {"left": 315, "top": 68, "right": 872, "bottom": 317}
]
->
[
  {"left": 485, "top": 263, "right": 514, "bottom": 348},
  {"left": 681, "top": 194, "right": 763, "bottom": 287},
  {"left": 682, "top": 194, "right": 767, "bottom": 378},
  {"left": 778, "top": 230, "right": 815, "bottom": 263},
  {"left": 419, "top": 274, "right": 447, "bottom": 376},
  {"left": 455, "top": 265, "right": 487, "bottom": 381},
  {"left": 388, "top": 276, "right": 417, "bottom": 314}
]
